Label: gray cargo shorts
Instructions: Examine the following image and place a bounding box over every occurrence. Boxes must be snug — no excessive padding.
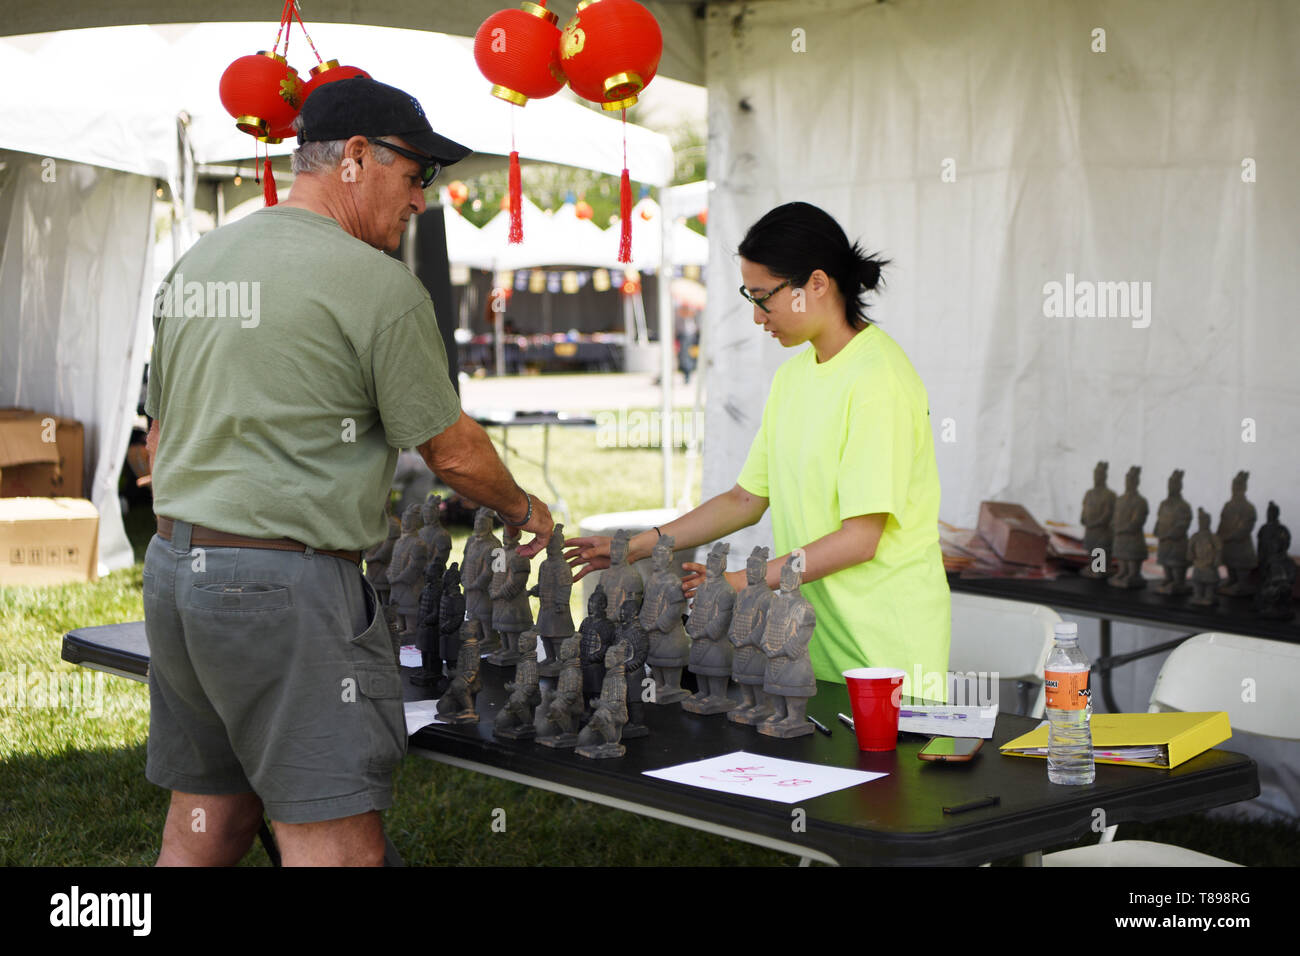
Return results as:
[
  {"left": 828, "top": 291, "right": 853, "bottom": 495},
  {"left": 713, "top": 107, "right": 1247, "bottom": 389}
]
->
[{"left": 142, "top": 520, "right": 406, "bottom": 824}]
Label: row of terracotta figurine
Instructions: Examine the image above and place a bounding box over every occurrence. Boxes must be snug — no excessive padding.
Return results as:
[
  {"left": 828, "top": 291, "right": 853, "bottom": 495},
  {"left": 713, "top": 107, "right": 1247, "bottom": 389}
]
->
[{"left": 1079, "top": 463, "right": 1294, "bottom": 619}]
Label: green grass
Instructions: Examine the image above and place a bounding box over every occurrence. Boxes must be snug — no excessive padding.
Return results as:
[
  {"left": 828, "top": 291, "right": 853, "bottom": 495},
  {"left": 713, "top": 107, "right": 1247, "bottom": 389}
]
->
[{"left": 4, "top": 414, "right": 1296, "bottom": 866}]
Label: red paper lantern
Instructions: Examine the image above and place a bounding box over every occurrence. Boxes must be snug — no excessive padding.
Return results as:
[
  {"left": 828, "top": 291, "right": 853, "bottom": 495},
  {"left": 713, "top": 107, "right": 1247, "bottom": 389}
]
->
[
  {"left": 697, "top": 209, "right": 708, "bottom": 226},
  {"left": 575, "top": 199, "right": 594, "bottom": 220},
  {"left": 560, "top": 0, "right": 662, "bottom": 110},
  {"left": 219, "top": 51, "right": 303, "bottom": 137},
  {"left": 474, "top": 2, "right": 567, "bottom": 106},
  {"left": 448, "top": 181, "right": 470, "bottom": 208},
  {"left": 300, "top": 60, "right": 372, "bottom": 104}
]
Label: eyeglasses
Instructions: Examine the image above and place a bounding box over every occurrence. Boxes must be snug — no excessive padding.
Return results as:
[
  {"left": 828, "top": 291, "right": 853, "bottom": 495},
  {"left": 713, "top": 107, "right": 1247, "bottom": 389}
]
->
[
  {"left": 368, "top": 138, "right": 441, "bottom": 189},
  {"left": 738, "top": 279, "right": 792, "bottom": 314}
]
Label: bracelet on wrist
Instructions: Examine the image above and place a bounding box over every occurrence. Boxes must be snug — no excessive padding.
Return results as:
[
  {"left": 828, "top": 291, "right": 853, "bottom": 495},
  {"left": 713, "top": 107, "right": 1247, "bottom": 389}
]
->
[{"left": 497, "top": 486, "right": 532, "bottom": 527}]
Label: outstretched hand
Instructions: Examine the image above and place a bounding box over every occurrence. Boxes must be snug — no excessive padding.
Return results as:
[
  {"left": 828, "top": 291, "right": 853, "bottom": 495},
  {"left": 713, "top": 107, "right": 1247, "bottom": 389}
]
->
[
  {"left": 563, "top": 535, "right": 612, "bottom": 582},
  {"left": 680, "top": 563, "right": 746, "bottom": 602}
]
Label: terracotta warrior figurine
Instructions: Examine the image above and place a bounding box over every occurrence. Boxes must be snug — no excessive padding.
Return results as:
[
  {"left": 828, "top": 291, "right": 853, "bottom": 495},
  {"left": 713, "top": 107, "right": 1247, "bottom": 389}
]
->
[
  {"left": 386, "top": 503, "right": 429, "bottom": 636},
  {"left": 411, "top": 555, "right": 447, "bottom": 691},
  {"left": 1217, "top": 471, "right": 1258, "bottom": 596},
  {"left": 419, "top": 494, "right": 453, "bottom": 569},
  {"left": 758, "top": 554, "right": 817, "bottom": 739},
  {"left": 487, "top": 525, "right": 532, "bottom": 666},
  {"left": 364, "top": 510, "right": 400, "bottom": 607},
  {"left": 436, "top": 619, "right": 482, "bottom": 724},
  {"left": 615, "top": 598, "right": 650, "bottom": 739},
  {"left": 601, "top": 529, "right": 644, "bottom": 622},
  {"left": 494, "top": 639, "right": 542, "bottom": 740},
  {"left": 462, "top": 507, "right": 503, "bottom": 653},
  {"left": 576, "top": 640, "right": 630, "bottom": 759},
  {"left": 1256, "top": 502, "right": 1296, "bottom": 621},
  {"left": 1110, "top": 466, "right": 1149, "bottom": 589},
  {"left": 683, "top": 542, "right": 739, "bottom": 715},
  {"left": 640, "top": 535, "right": 690, "bottom": 704},
  {"left": 535, "top": 633, "right": 584, "bottom": 748},
  {"left": 438, "top": 563, "right": 465, "bottom": 685},
  {"left": 1154, "top": 469, "right": 1193, "bottom": 595},
  {"left": 727, "top": 547, "right": 776, "bottom": 726},
  {"left": 1080, "top": 461, "right": 1117, "bottom": 579},
  {"left": 578, "top": 585, "right": 616, "bottom": 718},
  {"left": 530, "top": 524, "right": 575, "bottom": 677},
  {"left": 1187, "top": 508, "right": 1223, "bottom": 607}
]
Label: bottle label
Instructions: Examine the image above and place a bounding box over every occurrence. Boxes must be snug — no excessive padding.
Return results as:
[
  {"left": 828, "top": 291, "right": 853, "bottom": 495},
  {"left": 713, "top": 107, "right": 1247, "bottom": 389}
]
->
[{"left": 1044, "top": 668, "right": 1091, "bottom": 711}]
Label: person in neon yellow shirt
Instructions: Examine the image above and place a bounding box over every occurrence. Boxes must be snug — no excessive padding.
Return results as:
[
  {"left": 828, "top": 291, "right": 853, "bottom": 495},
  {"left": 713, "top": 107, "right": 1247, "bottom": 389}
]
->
[{"left": 566, "top": 202, "right": 949, "bottom": 699}]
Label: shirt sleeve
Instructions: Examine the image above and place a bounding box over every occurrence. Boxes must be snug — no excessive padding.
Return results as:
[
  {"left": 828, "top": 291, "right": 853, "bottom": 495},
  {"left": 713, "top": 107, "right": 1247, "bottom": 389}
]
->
[
  {"left": 369, "top": 297, "right": 462, "bottom": 448},
  {"left": 735, "top": 389, "right": 772, "bottom": 498},
  {"left": 837, "top": 370, "right": 914, "bottom": 526}
]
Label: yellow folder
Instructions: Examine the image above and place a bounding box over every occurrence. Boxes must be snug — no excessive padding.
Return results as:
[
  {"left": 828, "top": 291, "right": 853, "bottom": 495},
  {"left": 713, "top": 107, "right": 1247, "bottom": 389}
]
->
[{"left": 999, "top": 712, "right": 1231, "bottom": 769}]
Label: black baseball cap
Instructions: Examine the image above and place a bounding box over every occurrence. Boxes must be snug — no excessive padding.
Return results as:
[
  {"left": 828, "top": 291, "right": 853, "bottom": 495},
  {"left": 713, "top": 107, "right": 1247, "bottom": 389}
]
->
[{"left": 297, "top": 77, "right": 472, "bottom": 166}]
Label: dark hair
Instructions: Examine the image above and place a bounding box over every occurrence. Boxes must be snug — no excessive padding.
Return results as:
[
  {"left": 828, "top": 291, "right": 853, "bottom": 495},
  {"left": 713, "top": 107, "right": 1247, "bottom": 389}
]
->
[{"left": 737, "top": 202, "right": 889, "bottom": 327}]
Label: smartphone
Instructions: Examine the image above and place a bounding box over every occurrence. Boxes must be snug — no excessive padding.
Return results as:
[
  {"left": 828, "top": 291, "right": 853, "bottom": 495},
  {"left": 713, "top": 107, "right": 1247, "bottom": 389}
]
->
[{"left": 918, "top": 736, "right": 983, "bottom": 762}]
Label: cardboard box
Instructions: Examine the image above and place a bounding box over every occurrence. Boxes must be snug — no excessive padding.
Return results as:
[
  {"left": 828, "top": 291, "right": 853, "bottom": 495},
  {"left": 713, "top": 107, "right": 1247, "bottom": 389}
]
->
[
  {"left": 0, "top": 497, "right": 99, "bottom": 585},
  {"left": 0, "top": 408, "right": 85, "bottom": 498},
  {"left": 977, "top": 500, "right": 1049, "bottom": 566}
]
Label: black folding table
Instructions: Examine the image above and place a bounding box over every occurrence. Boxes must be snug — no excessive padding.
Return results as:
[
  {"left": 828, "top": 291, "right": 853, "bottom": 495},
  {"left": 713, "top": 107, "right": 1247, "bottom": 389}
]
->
[{"left": 63, "top": 621, "right": 1259, "bottom": 866}]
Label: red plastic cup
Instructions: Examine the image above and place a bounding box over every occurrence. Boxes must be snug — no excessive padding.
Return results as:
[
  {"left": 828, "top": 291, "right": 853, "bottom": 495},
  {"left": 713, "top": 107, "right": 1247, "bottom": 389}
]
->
[{"left": 843, "top": 667, "right": 907, "bottom": 751}]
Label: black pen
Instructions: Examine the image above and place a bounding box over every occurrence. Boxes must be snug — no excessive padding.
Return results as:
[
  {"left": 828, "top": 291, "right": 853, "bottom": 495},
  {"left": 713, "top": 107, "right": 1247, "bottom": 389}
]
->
[
  {"left": 808, "top": 715, "right": 831, "bottom": 736},
  {"left": 943, "top": 795, "right": 1000, "bottom": 815}
]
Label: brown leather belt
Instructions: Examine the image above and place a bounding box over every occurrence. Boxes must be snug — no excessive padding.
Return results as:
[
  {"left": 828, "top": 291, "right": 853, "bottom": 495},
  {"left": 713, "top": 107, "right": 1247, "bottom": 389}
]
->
[{"left": 156, "top": 516, "right": 362, "bottom": 565}]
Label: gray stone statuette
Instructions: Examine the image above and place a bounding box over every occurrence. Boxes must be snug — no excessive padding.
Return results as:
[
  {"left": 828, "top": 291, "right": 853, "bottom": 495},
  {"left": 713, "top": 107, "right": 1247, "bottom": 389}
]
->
[
  {"left": 615, "top": 598, "right": 650, "bottom": 739},
  {"left": 1255, "top": 502, "right": 1296, "bottom": 621},
  {"left": 462, "top": 507, "right": 503, "bottom": 653},
  {"left": 535, "top": 634, "right": 584, "bottom": 748},
  {"left": 727, "top": 547, "right": 776, "bottom": 726},
  {"left": 576, "top": 640, "right": 630, "bottom": 759},
  {"left": 438, "top": 563, "right": 465, "bottom": 678},
  {"left": 436, "top": 620, "right": 482, "bottom": 724},
  {"left": 1187, "top": 508, "right": 1223, "bottom": 608},
  {"left": 1080, "top": 461, "right": 1117, "bottom": 579},
  {"left": 682, "top": 542, "right": 739, "bottom": 715},
  {"left": 1154, "top": 469, "right": 1193, "bottom": 595},
  {"left": 1217, "top": 471, "right": 1258, "bottom": 596},
  {"left": 411, "top": 555, "right": 447, "bottom": 691},
  {"left": 531, "top": 524, "right": 576, "bottom": 677},
  {"left": 386, "top": 504, "right": 430, "bottom": 636},
  {"left": 1109, "top": 466, "right": 1149, "bottom": 590},
  {"left": 757, "top": 555, "right": 817, "bottom": 739},
  {"left": 419, "top": 493, "right": 453, "bottom": 569},
  {"left": 578, "top": 585, "right": 616, "bottom": 716},
  {"left": 487, "top": 525, "right": 532, "bottom": 666},
  {"left": 364, "top": 511, "right": 400, "bottom": 607},
  {"left": 601, "top": 529, "right": 644, "bottom": 622},
  {"left": 494, "top": 638, "right": 543, "bottom": 739},
  {"left": 640, "top": 535, "right": 691, "bottom": 705}
]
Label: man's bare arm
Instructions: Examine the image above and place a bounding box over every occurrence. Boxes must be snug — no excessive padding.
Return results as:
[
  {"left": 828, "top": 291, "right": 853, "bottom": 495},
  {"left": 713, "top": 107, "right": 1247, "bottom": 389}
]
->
[{"left": 417, "top": 412, "right": 553, "bottom": 556}]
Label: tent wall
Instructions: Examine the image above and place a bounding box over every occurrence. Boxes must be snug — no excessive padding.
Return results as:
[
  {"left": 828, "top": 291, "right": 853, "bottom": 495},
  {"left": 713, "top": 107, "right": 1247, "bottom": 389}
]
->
[
  {"left": 0, "top": 151, "right": 156, "bottom": 575},
  {"left": 700, "top": 0, "right": 1300, "bottom": 819}
]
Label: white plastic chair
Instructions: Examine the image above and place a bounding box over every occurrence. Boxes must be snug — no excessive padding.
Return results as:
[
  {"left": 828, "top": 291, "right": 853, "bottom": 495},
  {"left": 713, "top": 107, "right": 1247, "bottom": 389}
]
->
[
  {"left": 948, "top": 592, "right": 1059, "bottom": 718},
  {"left": 1042, "top": 632, "right": 1300, "bottom": 866}
]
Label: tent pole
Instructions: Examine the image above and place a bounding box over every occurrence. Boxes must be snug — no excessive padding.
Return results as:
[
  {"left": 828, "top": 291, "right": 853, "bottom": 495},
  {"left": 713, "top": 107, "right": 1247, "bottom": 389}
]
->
[{"left": 658, "top": 197, "right": 675, "bottom": 509}]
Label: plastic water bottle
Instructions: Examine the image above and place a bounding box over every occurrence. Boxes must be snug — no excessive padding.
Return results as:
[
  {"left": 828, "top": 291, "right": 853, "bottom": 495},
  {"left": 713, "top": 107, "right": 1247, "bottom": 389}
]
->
[{"left": 1044, "top": 621, "right": 1094, "bottom": 785}]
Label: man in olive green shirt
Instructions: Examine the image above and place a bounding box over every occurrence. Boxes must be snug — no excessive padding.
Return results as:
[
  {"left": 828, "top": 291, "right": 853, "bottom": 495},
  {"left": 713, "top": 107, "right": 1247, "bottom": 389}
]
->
[{"left": 144, "top": 79, "right": 553, "bottom": 866}]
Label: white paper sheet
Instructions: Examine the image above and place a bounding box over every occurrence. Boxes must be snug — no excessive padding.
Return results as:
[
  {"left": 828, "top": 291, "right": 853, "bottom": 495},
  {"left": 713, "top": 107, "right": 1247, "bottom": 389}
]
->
[
  {"left": 399, "top": 645, "right": 422, "bottom": 668},
  {"left": 898, "top": 705, "right": 997, "bottom": 739},
  {"left": 643, "top": 751, "right": 886, "bottom": 803},
  {"left": 404, "top": 699, "right": 446, "bottom": 735}
]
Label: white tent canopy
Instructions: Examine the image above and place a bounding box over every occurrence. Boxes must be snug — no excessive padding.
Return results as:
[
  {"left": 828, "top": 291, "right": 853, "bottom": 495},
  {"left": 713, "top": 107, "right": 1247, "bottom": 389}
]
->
[{"left": 0, "top": 22, "right": 674, "bottom": 185}]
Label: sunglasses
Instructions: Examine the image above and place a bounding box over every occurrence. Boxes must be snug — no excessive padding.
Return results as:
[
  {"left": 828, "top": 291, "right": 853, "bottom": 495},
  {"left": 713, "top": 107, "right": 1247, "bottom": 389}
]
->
[
  {"left": 738, "top": 278, "right": 792, "bottom": 314},
  {"left": 368, "top": 138, "right": 442, "bottom": 189}
]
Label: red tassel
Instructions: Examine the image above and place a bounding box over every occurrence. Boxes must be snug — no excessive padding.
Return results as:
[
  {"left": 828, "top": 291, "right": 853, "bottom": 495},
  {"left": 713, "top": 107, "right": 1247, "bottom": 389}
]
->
[
  {"left": 263, "top": 158, "right": 278, "bottom": 207},
  {"left": 508, "top": 150, "right": 523, "bottom": 244},
  {"left": 618, "top": 167, "right": 632, "bottom": 263}
]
